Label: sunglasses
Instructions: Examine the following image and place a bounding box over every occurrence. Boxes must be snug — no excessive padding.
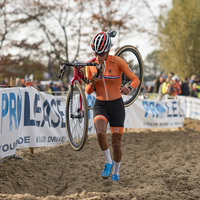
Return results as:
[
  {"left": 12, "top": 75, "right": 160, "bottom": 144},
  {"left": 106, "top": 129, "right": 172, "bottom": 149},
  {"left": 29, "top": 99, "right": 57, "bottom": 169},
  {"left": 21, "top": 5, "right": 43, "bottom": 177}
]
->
[{"left": 94, "top": 52, "right": 107, "bottom": 57}]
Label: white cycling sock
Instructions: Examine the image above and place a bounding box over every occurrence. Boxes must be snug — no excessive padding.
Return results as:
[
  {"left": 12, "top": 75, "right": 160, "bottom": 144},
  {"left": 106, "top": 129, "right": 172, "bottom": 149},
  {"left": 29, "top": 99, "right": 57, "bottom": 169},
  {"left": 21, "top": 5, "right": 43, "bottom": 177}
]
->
[
  {"left": 102, "top": 148, "right": 113, "bottom": 164},
  {"left": 113, "top": 161, "right": 121, "bottom": 175}
]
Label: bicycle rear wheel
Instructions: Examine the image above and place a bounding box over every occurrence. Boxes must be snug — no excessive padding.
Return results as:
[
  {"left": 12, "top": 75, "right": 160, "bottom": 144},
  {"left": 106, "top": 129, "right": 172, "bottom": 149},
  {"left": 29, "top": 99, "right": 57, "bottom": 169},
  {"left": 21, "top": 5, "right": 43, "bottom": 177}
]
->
[
  {"left": 65, "top": 82, "right": 88, "bottom": 151},
  {"left": 115, "top": 45, "right": 144, "bottom": 107}
]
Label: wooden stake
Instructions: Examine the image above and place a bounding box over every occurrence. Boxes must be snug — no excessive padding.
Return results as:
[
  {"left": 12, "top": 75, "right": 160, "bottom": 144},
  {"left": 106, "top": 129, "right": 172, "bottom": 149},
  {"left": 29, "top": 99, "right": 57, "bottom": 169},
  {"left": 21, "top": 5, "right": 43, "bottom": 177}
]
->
[{"left": 10, "top": 77, "right": 16, "bottom": 87}]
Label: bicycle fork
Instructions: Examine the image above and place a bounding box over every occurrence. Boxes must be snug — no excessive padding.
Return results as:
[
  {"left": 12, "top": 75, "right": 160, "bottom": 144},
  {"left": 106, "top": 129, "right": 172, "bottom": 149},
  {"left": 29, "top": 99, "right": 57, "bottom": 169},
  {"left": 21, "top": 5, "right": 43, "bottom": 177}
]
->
[{"left": 69, "top": 84, "right": 84, "bottom": 121}]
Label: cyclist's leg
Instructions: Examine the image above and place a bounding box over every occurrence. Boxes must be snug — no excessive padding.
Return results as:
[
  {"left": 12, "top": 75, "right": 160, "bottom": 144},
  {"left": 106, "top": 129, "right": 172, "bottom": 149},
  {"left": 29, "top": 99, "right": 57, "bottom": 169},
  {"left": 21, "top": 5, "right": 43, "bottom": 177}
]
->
[
  {"left": 94, "top": 117, "right": 108, "bottom": 151},
  {"left": 93, "top": 99, "right": 109, "bottom": 150},
  {"left": 93, "top": 100, "right": 113, "bottom": 178},
  {"left": 109, "top": 98, "right": 125, "bottom": 181},
  {"left": 109, "top": 98, "right": 125, "bottom": 162}
]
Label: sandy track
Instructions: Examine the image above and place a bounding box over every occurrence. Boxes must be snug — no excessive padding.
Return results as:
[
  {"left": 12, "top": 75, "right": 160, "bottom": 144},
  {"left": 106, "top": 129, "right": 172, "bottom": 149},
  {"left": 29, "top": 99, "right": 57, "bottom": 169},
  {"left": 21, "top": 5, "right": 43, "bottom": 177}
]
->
[{"left": 0, "top": 118, "right": 200, "bottom": 200}]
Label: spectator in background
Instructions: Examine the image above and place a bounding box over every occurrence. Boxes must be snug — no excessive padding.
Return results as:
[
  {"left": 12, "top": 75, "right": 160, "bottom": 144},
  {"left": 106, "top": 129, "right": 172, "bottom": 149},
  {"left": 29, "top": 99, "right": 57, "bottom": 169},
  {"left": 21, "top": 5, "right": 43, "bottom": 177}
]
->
[
  {"left": 157, "top": 75, "right": 166, "bottom": 94},
  {"left": 166, "top": 75, "right": 181, "bottom": 96},
  {"left": 33, "top": 80, "right": 43, "bottom": 91},
  {"left": 61, "top": 83, "right": 69, "bottom": 95},
  {"left": 16, "top": 78, "right": 25, "bottom": 87},
  {"left": 181, "top": 77, "right": 190, "bottom": 96},
  {"left": 63, "top": 83, "right": 69, "bottom": 91},
  {"left": 189, "top": 75, "right": 197, "bottom": 94},
  {"left": 50, "top": 82, "right": 57, "bottom": 95},
  {"left": 37, "top": 82, "right": 43, "bottom": 91},
  {"left": 161, "top": 76, "right": 172, "bottom": 94},
  {"left": 56, "top": 83, "right": 62, "bottom": 96},
  {"left": 140, "top": 85, "right": 147, "bottom": 94},
  {"left": 153, "top": 75, "right": 165, "bottom": 93},
  {"left": 146, "top": 85, "right": 153, "bottom": 93},
  {"left": 46, "top": 84, "right": 52, "bottom": 95},
  {"left": 161, "top": 72, "right": 174, "bottom": 94},
  {"left": 191, "top": 82, "right": 198, "bottom": 97},
  {"left": 1, "top": 78, "right": 9, "bottom": 86},
  {"left": 196, "top": 80, "right": 200, "bottom": 98}
]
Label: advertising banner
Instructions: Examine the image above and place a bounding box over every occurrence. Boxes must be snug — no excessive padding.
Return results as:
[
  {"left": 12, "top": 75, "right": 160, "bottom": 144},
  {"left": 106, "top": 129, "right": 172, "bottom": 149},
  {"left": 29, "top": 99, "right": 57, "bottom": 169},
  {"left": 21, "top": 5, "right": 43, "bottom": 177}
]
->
[
  {"left": 124, "top": 97, "right": 186, "bottom": 128},
  {"left": 0, "top": 88, "right": 187, "bottom": 158},
  {"left": 177, "top": 96, "right": 200, "bottom": 120},
  {"left": 0, "top": 87, "right": 67, "bottom": 158},
  {"left": 86, "top": 94, "right": 186, "bottom": 130}
]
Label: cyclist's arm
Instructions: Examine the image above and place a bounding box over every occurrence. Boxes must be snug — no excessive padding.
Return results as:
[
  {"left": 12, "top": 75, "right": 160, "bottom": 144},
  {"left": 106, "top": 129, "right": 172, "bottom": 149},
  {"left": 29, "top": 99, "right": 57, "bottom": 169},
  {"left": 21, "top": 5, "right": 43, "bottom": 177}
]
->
[
  {"left": 117, "top": 57, "right": 140, "bottom": 90},
  {"left": 85, "top": 66, "right": 95, "bottom": 94}
]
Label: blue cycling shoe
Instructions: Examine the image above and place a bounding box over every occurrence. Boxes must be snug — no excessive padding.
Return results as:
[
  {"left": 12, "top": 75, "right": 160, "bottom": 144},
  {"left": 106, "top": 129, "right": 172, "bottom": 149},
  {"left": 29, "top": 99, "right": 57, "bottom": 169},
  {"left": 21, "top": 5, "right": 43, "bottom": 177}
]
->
[
  {"left": 102, "top": 161, "right": 113, "bottom": 179},
  {"left": 112, "top": 174, "right": 120, "bottom": 181}
]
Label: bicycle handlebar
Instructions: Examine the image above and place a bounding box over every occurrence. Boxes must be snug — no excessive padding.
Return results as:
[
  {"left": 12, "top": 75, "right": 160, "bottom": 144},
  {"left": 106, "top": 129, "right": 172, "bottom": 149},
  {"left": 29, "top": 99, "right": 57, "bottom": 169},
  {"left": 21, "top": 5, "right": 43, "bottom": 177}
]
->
[
  {"left": 56, "top": 62, "right": 103, "bottom": 80},
  {"left": 60, "top": 62, "right": 99, "bottom": 68}
]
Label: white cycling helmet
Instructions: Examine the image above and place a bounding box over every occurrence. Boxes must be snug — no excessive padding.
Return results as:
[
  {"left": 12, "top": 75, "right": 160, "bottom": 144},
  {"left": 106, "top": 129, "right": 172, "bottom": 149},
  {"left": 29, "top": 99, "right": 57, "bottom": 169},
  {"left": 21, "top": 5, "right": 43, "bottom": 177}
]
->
[{"left": 91, "top": 32, "right": 111, "bottom": 54}]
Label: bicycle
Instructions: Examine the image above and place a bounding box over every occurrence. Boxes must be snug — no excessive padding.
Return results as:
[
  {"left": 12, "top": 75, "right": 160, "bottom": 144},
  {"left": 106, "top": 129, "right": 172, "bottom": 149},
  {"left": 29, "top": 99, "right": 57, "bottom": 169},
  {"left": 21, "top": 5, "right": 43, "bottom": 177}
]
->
[{"left": 56, "top": 31, "right": 144, "bottom": 151}]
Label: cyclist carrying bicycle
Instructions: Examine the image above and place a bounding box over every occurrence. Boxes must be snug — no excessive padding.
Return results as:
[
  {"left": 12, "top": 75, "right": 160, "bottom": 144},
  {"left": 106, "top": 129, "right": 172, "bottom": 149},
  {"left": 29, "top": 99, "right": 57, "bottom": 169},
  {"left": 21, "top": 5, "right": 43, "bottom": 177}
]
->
[{"left": 85, "top": 31, "right": 140, "bottom": 181}]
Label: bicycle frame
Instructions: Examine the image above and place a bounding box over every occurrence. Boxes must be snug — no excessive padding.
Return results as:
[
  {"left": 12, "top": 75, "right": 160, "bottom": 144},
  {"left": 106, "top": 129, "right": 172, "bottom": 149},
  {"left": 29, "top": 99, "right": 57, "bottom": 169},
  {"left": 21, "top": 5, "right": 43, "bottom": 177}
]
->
[
  {"left": 70, "top": 57, "right": 96, "bottom": 86},
  {"left": 66, "top": 57, "right": 96, "bottom": 117}
]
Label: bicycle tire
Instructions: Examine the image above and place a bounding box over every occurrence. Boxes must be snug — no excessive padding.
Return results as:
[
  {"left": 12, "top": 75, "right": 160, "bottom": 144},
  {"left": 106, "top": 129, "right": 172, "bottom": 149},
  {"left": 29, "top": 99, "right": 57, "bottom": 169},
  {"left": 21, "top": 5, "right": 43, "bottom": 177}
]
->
[
  {"left": 115, "top": 45, "right": 144, "bottom": 107},
  {"left": 65, "top": 82, "right": 88, "bottom": 151}
]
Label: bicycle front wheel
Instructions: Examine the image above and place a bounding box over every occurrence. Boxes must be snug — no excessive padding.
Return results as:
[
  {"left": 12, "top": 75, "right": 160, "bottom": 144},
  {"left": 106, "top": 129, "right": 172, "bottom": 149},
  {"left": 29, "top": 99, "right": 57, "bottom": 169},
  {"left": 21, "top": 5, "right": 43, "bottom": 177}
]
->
[
  {"left": 115, "top": 45, "right": 144, "bottom": 107},
  {"left": 65, "top": 82, "right": 88, "bottom": 151}
]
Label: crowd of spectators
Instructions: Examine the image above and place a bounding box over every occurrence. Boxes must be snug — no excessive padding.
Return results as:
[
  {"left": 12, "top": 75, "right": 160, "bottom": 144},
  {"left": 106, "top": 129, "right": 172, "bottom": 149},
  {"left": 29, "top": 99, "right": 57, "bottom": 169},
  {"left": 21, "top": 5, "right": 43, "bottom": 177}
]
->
[
  {"left": 1, "top": 73, "right": 200, "bottom": 98},
  {"left": 143, "top": 73, "right": 200, "bottom": 98},
  {"left": 0, "top": 78, "right": 69, "bottom": 96},
  {"left": 33, "top": 80, "right": 69, "bottom": 95},
  {"left": 0, "top": 78, "right": 9, "bottom": 86},
  {"left": 141, "top": 73, "right": 200, "bottom": 98}
]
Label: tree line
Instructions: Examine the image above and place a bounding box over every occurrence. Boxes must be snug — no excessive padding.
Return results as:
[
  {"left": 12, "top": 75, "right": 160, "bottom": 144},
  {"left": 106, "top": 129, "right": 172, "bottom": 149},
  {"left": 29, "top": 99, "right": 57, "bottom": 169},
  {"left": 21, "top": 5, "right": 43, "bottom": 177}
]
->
[
  {"left": 1, "top": 0, "right": 199, "bottom": 84},
  {"left": 157, "top": 0, "right": 200, "bottom": 79}
]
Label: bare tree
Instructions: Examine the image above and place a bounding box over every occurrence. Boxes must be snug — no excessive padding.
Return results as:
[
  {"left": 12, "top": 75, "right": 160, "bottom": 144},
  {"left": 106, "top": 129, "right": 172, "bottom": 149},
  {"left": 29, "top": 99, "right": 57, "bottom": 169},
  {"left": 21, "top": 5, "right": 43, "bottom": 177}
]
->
[
  {"left": 84, "top": 0, "right": 140, "bottom": 49},
  {"left": 0, "top": 0, "right": 17, "bottom": 50},
  {"left": 17, "top": 0, "right": 84, "bottom": 61},
  {"left": 15, "top": 0, "right": 86, "bottom": 81}
]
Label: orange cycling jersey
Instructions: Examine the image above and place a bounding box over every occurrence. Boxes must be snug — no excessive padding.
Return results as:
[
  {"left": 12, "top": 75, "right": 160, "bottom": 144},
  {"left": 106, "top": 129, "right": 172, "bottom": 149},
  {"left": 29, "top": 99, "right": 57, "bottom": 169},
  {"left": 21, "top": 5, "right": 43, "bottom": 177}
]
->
[
  {"left": 85, "top": 55, "right": 140, "bottom": 101},
  {"left": 166, "top": 82, "right": 181, "bottom": 96}
]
